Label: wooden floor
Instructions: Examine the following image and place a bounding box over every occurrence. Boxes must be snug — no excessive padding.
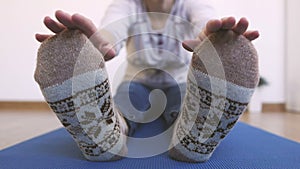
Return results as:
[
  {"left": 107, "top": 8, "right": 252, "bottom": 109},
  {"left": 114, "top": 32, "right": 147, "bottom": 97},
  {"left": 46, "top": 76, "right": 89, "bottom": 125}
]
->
[
  {"left": 239, "top": 111, "right": 300, "bottom": 143},
  {"left": 1, "top": 105, "right": 300, "bottom": 150}
]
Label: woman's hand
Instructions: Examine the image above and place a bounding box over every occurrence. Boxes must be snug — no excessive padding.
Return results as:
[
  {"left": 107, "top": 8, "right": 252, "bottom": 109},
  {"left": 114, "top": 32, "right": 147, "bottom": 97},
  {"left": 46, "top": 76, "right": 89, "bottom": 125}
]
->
[
  {"left": 35, "top": 10, "right": 116, "bottom": 61},
  {"left": 182, "top": 17, "right": 260, "bottom": 52}
]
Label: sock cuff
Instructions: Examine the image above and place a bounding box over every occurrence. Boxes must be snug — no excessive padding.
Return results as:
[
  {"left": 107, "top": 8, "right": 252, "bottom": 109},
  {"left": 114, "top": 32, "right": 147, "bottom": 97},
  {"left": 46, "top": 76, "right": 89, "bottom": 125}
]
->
[
  {"left": 42, "top": 70, "right": 109, "bottom": 102},
  {"left": 188, "top": 66, "right": 255, "bottom": 103}
]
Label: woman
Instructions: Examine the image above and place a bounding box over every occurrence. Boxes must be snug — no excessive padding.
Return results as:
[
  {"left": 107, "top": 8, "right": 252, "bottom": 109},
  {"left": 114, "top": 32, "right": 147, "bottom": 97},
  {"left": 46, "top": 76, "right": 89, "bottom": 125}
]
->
[{"left": 35, "top": 0, "right": 259, "bottom": 162}]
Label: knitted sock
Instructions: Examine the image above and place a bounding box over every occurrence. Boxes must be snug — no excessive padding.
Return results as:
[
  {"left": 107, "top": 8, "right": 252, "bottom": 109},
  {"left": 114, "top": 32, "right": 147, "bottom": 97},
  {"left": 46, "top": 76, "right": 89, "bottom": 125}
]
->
[
  {"left": 169, "top": 30, "right": 259, "bottom": 162},
  {"left": 34, "top": 30, "right": 127, "bottom": 161}
]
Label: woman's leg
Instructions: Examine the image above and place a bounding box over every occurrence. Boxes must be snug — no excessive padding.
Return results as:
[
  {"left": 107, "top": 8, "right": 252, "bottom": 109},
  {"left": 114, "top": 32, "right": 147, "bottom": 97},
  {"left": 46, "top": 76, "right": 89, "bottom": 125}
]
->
[
  {"left": 114, "top": 81, "right": 151, "bottom": 136},
  {"left": 34, "top": 30, "right": 127, "bottom": 161},
  {"left": 169, "top": 30, "right": 259, "bottom": 162},
  {"left": 163, "top": 83, "right": 186, "bottom": 127}
]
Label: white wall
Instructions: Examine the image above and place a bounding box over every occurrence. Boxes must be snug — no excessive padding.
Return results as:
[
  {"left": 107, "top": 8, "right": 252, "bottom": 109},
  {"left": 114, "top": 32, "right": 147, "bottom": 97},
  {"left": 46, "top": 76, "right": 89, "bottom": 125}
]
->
[
  {"left": 211, "top": 0, "right": 286, "bottom": 103},
  {"left": 286, "top": 0, "right": 300, "bottom": 111},
  {"left": 0, "top": 0, "right": 113, "bottom": 101},
  {"left": 0, "top": 0, "right": 286, "bottom": 103}
]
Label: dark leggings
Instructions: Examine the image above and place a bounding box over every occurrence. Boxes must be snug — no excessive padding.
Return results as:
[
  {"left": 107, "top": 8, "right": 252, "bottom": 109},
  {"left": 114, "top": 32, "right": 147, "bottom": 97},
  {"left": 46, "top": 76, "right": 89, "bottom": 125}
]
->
[{"left": 114, "top": 81, "right": 186, "bottom": 136}]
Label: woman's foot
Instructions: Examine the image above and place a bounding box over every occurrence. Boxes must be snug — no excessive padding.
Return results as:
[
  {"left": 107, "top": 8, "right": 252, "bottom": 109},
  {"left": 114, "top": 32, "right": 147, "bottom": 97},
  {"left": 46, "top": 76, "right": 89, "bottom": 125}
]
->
[
  {"left": 169, "top": 30, "right": 259, "bottom": 162},
  {"left": 34, "top": 30, "right": 127, "bottom": 161}
]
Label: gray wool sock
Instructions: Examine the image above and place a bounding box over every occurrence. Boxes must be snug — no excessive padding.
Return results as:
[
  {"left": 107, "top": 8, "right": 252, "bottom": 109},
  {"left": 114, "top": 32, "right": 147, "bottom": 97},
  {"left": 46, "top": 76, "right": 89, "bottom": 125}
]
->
[
  {"left": 34, "top": 30, "right": 127, "bottom": 161},
  {"left": 169, "top": 30, "right": 259, "bottom": 162}
]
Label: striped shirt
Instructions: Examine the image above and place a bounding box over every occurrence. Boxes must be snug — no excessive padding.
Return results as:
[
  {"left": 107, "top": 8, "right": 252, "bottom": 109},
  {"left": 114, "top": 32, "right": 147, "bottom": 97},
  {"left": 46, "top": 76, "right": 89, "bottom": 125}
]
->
[{"left": 101, "top": 0, "right": 216, "bottom": 87}]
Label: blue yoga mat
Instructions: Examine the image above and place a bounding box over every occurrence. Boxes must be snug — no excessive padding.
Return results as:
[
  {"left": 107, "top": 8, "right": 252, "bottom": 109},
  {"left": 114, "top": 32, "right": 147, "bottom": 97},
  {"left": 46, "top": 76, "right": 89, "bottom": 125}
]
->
[{"left": 1, "top": 117, "right": 300, "bottom": 169}]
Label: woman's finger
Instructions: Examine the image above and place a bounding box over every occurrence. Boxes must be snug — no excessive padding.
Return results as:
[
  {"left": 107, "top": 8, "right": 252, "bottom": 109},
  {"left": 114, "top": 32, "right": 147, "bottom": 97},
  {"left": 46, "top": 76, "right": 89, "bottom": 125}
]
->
[
  {"left": 221, "top": 17, "right": 236, "bottom": 30},
  {"left": 244, "top": 30, "right": 260, "bottom": 41},
  {"left": 233, "top": 17, "right": 249, "bottom": 35},
  {"left": 71, "top": 13, "right": 98, "bottom": 37},
  {"left": 204, "top": 19, "right": 222, "bottom": 35},
  {"left": 182, "top": 39, "right": 202, "bottom": 52},
  {"left": 55, "top": 10, "right": 77, "bottom": 29},
  {"left": 43, "top": 16, "right": 66, "bottom": 33},
  {"left": 35, "top": 33, "right": 52, "bottom": 42}
]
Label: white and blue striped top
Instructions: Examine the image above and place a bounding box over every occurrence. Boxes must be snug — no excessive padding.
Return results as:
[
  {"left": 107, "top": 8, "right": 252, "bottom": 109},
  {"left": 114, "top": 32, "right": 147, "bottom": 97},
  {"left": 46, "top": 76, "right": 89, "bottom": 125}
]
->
[{"left": 100, "top": 0, "right": 216, "bottom": 87}]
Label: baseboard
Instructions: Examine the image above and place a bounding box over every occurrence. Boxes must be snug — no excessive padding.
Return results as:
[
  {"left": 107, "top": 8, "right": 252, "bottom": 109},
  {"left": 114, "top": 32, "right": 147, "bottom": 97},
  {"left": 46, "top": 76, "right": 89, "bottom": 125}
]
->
[
  {"left": 0, "top": 101, "right": 50, "bottom": 111},
  {"left": 262, "top": 103, "right": 286, "bottom": 112},
  {"left": 0, "top": 101, "right": 287, "bottom": 113}
]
